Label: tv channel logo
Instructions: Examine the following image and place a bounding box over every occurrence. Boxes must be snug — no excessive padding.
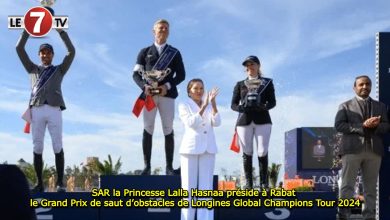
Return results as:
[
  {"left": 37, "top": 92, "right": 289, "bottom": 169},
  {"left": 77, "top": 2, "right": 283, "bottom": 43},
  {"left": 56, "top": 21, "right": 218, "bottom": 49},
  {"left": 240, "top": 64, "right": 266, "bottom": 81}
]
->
[{"left": 8, "top": 6, "right": 68, "bottom": 37}]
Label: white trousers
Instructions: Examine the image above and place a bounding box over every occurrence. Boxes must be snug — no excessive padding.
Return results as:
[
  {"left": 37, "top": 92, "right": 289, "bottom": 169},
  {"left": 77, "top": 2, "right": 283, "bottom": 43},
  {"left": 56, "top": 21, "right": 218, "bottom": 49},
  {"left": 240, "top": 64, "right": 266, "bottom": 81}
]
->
[
  {"left": 31, "top": 105, "right": 63, "bottom": 154},
  {"left": 236, "top": 123, "right": 272, "bottom": 156},
  {"left": 143, "top": 96, "right": 174, "bottom": 135},
  {"left": 180, "top": 153, "right": 215, "bottom": 220}
]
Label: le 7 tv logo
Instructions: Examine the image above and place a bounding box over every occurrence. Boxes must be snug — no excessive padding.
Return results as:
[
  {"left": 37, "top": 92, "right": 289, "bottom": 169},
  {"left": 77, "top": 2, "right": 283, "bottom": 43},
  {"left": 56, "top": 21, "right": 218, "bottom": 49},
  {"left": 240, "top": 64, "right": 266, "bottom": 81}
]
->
[{"left": 8, "top": 7, "right": 68, "bottom": 37}]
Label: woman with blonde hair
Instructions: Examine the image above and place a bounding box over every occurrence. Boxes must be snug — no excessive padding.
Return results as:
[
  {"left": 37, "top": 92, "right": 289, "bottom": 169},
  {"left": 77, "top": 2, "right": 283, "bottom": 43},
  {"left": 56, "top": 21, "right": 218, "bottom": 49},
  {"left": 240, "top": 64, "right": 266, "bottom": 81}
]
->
[{"left": 231, "top": 55, "right": 276, "bottom": 190}]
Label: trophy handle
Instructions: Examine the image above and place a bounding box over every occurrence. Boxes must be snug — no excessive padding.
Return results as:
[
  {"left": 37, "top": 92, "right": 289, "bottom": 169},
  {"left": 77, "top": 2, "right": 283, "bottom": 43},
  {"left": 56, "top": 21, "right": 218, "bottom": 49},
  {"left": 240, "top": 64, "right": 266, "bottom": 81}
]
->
[
  {"left": 153, "top": 68, "right": 171, "bottom": 82},
  {"left": 158, "top": 68, "right": 171, "bottom": 79}
]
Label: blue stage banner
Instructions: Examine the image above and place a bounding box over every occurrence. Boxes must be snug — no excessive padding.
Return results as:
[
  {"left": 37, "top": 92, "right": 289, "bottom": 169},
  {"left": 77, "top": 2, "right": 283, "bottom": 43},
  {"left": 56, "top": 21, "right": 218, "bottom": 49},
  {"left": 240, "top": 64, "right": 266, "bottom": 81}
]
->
[
  {"left": 99, "top": 175, "right": 218, "bottom": 220},
  {"left": 27, "top": 176, "right": 342, "bottom": 220},
  {"left": 32, "top": 192, "right": 98, "bottom": 220},
  {"left": 99, "top": 175, "right": 181, "bottom": 220},
  {"left": 217, "top": 192, "right": 337, "bottom": 220}
]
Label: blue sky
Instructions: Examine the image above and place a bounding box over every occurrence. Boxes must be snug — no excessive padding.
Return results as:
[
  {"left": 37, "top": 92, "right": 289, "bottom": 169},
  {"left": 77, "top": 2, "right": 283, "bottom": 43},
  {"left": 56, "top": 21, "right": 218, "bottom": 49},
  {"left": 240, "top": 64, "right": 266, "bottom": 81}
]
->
[{"left": 1, "top": 0, "right": 390, "bottom": 179}]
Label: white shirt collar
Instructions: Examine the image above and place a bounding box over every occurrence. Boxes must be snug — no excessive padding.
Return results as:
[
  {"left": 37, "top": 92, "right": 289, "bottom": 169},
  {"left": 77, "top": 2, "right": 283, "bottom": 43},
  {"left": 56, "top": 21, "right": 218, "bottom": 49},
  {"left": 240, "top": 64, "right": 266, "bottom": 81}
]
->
[
  {"left": 154, "top": 42, "right": 167, "bottom": 54},
  {"left": 41, "top": 64, "right": 52, "bottom": 68},
  {"left": 247, "top": 74, "right": 260, "bottom": 80}
]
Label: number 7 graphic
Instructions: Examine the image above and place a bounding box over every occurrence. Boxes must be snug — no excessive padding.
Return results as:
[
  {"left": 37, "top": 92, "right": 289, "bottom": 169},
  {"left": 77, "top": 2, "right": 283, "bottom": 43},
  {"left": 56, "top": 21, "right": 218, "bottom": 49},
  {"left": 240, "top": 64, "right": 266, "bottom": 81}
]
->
[
  {"left": 24, "top": 7, "right": 53, "bottom": 37},
  {"left": 30, "top": 12, "right": 45, "bottom": 33}
]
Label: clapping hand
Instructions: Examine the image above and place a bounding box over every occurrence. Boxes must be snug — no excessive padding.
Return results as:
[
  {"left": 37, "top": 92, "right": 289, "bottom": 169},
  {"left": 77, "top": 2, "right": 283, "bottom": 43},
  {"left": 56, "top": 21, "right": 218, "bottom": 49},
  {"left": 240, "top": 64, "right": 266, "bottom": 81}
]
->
[
  {"left": 208, "top": 87, "right": 219, "bottom": 104},
  {"left": 201, "top": 87, "right": 219, "bottom": 109},
  {"left": 363, "top": 116, "right": 381, "bottom": 128}
]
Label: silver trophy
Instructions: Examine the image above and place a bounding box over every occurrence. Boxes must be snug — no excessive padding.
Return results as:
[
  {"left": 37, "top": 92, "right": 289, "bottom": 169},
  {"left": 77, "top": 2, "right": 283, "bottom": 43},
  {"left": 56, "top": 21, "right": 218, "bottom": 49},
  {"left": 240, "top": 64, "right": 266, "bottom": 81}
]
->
[
  {"left": 141, "top": 68, "right": 172, "bottom": 95},
  {"left": 38, "top": 0, "right": 56, "bottom": 15},
  {"left": 244, "top": 79, "right": 262, "bottom": 107}
]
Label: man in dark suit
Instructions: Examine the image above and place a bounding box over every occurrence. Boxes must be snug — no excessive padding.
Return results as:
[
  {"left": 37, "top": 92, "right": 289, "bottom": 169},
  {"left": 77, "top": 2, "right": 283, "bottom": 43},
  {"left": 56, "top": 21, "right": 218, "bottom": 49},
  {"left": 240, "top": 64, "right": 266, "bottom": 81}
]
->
[
  {"left": 133, "top": 19, "right": 185, "bottom": 175},
  {"left": 335, "top": 75, "right": 389, "bottom": 220}
]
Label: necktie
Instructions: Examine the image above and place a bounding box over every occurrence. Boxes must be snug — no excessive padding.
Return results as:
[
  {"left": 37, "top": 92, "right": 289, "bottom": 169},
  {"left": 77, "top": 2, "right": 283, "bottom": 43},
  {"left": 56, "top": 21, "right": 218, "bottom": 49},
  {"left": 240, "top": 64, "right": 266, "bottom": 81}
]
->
[
  {"left": 363, "top": 99, "right": 372, "bottom": 149},
  {"left": 363, "top": 99, "right": 371, "bottom": 119},
  {"left": 158, "top": 46, "right": 165, "bottom": 55}
]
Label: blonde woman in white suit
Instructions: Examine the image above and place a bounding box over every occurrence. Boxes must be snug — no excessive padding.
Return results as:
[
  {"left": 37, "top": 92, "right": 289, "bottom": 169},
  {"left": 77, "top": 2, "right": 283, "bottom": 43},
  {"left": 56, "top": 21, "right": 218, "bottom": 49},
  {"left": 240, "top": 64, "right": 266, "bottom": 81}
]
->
[{"left": 178, "top": 78, "right": 221, "bottom": 220}]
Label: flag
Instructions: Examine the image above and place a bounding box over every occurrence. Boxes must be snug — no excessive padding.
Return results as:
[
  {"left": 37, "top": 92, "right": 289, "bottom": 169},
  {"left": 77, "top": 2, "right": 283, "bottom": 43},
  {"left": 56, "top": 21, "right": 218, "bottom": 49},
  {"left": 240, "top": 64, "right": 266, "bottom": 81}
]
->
[
  {"left": 145, "top": 95, "right": 156, "bottom": 111},
  {"left": 132, "top": 94, "right": 156, "bottom": 117},
  {"left": 24, "top": 122, "right": 31, "bottom": 134},
  {"left": 21, "top": 108, "right": 32, "bottom": 134},
  {"left": 132, "top": 96, "right": 145, "bottom": 117},
  {"left": 230, "top": 130, "right": 240, "bottom": 153}
]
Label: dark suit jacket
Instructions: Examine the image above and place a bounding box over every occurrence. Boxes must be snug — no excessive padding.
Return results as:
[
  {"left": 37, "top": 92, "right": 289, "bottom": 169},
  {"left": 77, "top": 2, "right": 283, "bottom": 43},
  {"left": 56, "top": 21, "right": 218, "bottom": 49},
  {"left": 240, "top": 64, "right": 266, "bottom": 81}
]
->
[
  {"left": 335, "top": 97, "right": 390, "bottom": 156},
  {"left": 231, "top": 77, "right": 276, "bottom": 126},
  {"left": 133, "top": 44, "right": 185, "bottom": 99}
]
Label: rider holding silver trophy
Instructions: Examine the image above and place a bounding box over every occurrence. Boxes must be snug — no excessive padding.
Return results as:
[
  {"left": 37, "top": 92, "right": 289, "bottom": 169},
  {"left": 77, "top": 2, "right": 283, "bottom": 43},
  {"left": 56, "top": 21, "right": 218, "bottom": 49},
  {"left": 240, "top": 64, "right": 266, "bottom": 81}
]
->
[
  {"left": 231, "top": 55, "right": 276, "bottom": 190},
  {"left": 133, "top": 19, "right": 186, "bottom": 175},
  {"left": 16, "top": 0, "right": 75, "bottom": 193}
]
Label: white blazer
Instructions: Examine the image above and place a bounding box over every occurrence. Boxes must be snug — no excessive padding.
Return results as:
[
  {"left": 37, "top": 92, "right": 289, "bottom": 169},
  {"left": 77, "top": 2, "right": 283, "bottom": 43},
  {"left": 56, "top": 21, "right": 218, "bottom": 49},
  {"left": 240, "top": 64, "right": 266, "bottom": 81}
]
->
[{"left": 178, "top": 98, "right": 221, "bottom": 155}]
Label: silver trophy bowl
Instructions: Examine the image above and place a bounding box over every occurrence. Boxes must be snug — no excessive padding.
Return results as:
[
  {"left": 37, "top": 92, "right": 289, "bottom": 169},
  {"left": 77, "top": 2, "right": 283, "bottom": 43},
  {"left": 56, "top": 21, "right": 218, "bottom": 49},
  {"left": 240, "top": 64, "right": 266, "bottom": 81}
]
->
[
  {"left": 244, "top": 78, "right": 262, "bottom": 107},
  {"left": 244, "top": 79, "right": 262, "bottom": 100},
  {"left": 39, "top": 0, "right": 56, "bottom": 7},
  {"left": 142, "top": 68, "right": 172, "bottom": 95}
]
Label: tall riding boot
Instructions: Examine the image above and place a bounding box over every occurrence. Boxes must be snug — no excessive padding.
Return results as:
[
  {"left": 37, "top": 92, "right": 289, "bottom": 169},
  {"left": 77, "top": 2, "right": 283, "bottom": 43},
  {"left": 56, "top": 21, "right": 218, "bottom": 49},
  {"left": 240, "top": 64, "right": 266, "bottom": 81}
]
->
[
  {"left": 165, "top": 131, "right": 175, "bottom": 175},
  {"left": 141, "top": 130, "right": 152, "bottom": 175},
  {"left": 32, "top": 153, "right": 44, "bottom": 193},
  {"left": 258, "top": 154, "right": 269, "bottom": 190},
  {"left": 55, "top": 149, "right": 65, "bottom": 192},
  {"left": 242, "top": 153, "right": 253, "bottom": 189}
]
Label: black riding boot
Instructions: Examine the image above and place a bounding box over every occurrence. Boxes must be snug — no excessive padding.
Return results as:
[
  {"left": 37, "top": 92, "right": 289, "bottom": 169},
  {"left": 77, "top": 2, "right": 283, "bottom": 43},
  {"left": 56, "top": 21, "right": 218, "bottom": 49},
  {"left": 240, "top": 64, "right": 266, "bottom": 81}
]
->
[
  {"left": 32, "top": 153, "right": 44, "bottom": 193},
  {"left": 258, "top": 154, "right": 269, "bottom": 190},
  {"left": 141, "top": 130, "right": 152, "bottom": 175},
  {"left": 243, "top": 153, "right": 253, "bottom": 189},
  {"left": 55, "top": 149, "right": 65, "bottom": 192},
  {"left": 165, "top": 132, "right": 175, "bottom": 175}
]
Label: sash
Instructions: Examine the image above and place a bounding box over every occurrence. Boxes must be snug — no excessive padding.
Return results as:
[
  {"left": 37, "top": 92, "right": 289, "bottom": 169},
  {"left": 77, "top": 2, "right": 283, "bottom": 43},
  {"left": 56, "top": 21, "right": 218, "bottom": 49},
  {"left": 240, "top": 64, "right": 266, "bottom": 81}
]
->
[
  {"left": 22, "top": 65, "right": 57, "bottom": 134},
  {"left": 256, "top": 77, "right": 272, "bottom": 96},
  {"left": 152, "top": 45, "right": 178, "bottom": 71},
  {"left": 31, "top": 65, "right": 58, "bottom": 101}
]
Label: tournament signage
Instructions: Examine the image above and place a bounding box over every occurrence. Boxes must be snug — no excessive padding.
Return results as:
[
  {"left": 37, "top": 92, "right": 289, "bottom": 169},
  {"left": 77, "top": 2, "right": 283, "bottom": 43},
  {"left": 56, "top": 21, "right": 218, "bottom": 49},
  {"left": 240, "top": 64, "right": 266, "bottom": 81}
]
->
[{"left": 8, "top": 0, "right": 68, "bottom": 37}]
